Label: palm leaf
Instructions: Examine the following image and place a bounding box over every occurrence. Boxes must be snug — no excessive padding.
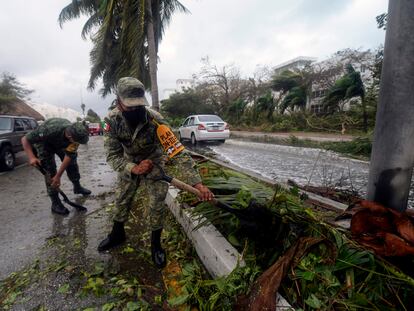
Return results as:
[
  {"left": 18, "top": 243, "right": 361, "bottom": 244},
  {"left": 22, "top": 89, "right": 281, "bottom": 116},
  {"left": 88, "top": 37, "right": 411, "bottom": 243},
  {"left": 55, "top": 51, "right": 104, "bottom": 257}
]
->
[{"left": 58, "top": 0, "right": 99, "bottom": 27}]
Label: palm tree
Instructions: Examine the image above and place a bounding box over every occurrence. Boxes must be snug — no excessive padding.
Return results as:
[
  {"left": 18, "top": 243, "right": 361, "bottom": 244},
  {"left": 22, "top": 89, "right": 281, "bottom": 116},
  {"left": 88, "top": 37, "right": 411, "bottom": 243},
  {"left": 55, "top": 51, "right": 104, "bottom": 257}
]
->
[
  {"left": 323, "top": 64, "right": 366, "bottom": 131},
  {"left": 279, "top": 86, "right": 307, "bottom": 113},
  {"left": 255, "top": 92, "right": 276, "bottom": 121},
  {"left": 228, "top": 99, "right": 248, "bottom": 124},
  {"left": 59, "top": 0, "right": 189, "bottom": 110},
  {"left": 271, "top": 70, "right": 308, "bottom": 113},
  {"left": 88, "top": 0, "right": 149, "bottom": 96}
]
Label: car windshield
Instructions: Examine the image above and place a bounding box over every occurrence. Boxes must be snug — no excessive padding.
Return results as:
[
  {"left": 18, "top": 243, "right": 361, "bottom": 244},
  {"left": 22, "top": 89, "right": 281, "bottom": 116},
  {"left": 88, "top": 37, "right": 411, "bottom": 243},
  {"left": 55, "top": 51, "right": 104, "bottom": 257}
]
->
[
  {"left": 0, "top": 118, "right": 12, "bottom": 130},
  {"left": 198, "top": 115, "right": 223, "bottom": 122}
]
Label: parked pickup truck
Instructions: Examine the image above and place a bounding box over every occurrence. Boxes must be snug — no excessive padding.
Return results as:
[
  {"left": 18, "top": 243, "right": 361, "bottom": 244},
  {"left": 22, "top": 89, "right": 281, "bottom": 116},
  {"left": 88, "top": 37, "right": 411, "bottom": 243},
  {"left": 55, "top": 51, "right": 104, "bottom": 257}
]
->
[{"left": 0, "top": 115, "right": 38, "bottom": 170}]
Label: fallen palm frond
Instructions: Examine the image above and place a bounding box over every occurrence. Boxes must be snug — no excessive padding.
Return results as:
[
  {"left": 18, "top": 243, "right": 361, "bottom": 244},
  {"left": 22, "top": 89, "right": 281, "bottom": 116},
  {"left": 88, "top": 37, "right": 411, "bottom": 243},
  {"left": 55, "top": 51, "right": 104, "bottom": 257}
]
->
[{"left": 172, "top": 159, "right": 414, "bottom": 310}]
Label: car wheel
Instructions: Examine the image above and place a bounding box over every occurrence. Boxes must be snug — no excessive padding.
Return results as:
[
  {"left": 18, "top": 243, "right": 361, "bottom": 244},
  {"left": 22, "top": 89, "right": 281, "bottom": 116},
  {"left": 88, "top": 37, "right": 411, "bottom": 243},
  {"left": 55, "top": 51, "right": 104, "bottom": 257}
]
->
[
  {"left": 218, "top": 139, "right": 226, "bottom": 144},
  {"left": 178, "top": 131, "right": 182, "bottom": 141},
  {"left": 191, "top": 133, "right": 197, "bottom": 145},
  {"left": 0, "top": 146, "right": 15, "bottom": 170}
]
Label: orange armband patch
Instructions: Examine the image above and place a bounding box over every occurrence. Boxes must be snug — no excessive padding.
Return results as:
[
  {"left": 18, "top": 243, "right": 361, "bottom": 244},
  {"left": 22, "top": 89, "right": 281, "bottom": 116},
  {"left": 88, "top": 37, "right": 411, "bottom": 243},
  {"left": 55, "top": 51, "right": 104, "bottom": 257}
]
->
[{"left": 156, "top": 124, "right": 185, "bottom": 158}]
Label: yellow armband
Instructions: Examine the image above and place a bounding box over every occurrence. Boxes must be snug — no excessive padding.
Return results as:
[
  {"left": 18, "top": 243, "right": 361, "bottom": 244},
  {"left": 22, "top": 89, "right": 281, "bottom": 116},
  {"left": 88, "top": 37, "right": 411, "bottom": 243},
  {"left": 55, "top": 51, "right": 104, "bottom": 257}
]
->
[{"left": 65, "top": 142, "right": 79, "bottom": 153}]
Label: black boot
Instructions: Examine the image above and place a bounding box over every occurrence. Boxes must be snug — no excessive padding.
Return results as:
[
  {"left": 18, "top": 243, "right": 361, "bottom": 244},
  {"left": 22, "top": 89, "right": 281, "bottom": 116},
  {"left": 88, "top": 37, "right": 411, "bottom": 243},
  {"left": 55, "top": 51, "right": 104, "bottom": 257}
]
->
[
  {"left": 73, "top": 181, "right": 91, "bottom": 196},
  {"left": 50, "top": 193, "right": 69, "bottom": 215},
  {"left": 151, "top": 228, "right": 166, "bottom": 268},
  {"left": 98, "top": 221, "right": 126, "bottom": 252}
]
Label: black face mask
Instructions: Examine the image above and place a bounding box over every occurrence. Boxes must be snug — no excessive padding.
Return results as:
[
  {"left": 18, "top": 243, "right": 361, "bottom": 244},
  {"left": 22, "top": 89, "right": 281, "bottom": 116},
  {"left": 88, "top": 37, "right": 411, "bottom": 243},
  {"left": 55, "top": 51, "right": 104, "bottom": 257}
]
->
[{"left": 122, "top": 106, "right": 147, "bottom": 129}]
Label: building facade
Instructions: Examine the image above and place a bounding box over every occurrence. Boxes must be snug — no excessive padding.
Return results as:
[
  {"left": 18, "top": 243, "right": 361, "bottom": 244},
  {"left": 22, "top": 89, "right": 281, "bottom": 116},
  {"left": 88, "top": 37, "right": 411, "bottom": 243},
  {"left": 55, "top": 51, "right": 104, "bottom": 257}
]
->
[{"left": 273, "top": 50, "right": 375, "bottom": 114}]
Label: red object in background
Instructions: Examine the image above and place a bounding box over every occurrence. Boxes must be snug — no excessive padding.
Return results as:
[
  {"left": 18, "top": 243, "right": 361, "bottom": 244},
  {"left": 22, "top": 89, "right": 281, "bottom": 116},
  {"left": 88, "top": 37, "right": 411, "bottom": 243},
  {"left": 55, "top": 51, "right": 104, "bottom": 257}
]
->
[{"left": 88, "top": 123, "right": 103, "bottom": 136}]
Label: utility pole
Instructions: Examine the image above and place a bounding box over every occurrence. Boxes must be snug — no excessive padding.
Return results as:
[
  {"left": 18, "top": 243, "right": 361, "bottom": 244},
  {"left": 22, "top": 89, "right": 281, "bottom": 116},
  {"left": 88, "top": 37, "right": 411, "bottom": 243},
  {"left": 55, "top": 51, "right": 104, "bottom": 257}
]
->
[
  {"left": 367, "top": 0, "right": 414, "bottom": 211},
  {"left": 80, "top": 88, "right": 86, "bottom": 118}
]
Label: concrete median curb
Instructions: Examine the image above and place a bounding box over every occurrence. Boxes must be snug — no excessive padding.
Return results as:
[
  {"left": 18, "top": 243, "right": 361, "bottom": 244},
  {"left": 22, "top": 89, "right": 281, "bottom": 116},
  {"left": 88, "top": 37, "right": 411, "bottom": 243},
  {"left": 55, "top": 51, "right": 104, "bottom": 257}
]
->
[{"left": 165, "top": 187, "right": 245, "bottom": 278}]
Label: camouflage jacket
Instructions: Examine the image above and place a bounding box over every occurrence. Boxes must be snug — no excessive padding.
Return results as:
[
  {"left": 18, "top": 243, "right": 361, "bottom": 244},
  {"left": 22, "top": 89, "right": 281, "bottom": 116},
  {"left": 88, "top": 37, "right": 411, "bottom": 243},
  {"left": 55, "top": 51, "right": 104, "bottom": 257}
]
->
[
  {"left": 25, "top": 118, "right": 79, "bottom": 158},
  {"left": 103, "top": 107, "right": 201, "bottom": 185}
]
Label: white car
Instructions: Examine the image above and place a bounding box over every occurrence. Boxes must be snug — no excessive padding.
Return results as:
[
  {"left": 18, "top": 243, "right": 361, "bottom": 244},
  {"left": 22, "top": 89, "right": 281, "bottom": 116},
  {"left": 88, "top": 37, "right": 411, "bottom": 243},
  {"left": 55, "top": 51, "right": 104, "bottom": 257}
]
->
[{"left": 178, "top": 115, "right": 230, "bottom": 144}]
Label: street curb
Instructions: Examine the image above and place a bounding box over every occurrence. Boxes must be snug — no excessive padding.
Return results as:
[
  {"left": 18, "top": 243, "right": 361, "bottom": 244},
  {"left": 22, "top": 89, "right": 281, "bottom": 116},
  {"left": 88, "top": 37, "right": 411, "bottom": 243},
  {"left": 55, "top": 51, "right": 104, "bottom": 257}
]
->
[
  {"left": 230, "top": 131, "right": 354, "bottom": 143},
  {"left": 165, "top": 187, "right": 245, "bottom": 278}
]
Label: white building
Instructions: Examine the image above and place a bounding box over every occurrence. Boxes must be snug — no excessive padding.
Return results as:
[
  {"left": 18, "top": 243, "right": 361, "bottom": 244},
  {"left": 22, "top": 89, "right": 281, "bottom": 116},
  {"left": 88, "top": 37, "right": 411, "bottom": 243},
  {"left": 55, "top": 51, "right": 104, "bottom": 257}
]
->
[
  {"left": 273, "top": 56, "right": 317, "bottom": 76},
  {"left": 176, "top": 79, "right": 195, "bottom": 92},
  {"left": 272, "top": 51, "right": 375, "bottom": 114}
]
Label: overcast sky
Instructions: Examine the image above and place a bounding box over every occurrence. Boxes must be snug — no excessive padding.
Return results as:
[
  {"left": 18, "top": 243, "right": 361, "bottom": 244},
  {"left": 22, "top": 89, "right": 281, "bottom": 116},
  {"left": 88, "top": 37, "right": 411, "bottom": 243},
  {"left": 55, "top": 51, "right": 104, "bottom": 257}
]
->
[{"left": 0, "top": 0, "right": 388, "bottom": 117}]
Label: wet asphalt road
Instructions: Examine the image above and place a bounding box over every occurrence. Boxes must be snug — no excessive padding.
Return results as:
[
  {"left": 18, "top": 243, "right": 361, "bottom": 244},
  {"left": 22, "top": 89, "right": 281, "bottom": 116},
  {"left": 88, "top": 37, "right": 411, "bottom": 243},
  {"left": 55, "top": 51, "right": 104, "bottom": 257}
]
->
[
  {"left": 0, "top": 136, "right": 117, "bottom": 280},
  {"left": 186, "top": 139, "right": 370, "bottom": 191}
]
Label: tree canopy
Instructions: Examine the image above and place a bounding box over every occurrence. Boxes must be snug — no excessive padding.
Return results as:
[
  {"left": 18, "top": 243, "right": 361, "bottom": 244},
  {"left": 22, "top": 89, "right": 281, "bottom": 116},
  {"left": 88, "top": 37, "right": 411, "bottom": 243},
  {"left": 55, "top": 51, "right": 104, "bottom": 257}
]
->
[
  {"left": 85, "top": 108, "right": 101, "bottom": 122},
  {"left": 160, "top": 88, "right": 214, "bottom": 119},
  {"left": 0, "top": 73, "right": 33, "bottom": 102}
]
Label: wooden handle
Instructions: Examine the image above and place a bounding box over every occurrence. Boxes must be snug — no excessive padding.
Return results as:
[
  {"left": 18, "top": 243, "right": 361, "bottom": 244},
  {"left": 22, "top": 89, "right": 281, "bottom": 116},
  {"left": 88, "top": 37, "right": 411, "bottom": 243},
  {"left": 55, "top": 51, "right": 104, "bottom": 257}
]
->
[
  {"left": 170, "top": 178, "right": 202, "bottom": 197},
  {"left": 169, "top": 176, "right": 219, "bottom": 205}
]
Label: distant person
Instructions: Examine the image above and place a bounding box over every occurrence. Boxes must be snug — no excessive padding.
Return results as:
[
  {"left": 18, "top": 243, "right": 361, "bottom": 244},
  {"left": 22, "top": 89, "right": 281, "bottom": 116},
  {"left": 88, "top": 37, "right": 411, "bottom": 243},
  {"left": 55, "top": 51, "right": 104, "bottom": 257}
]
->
[
  {"left": 21, "top": 118, "right": 91, "bottom": 215},
  {"left": 98, "top": 77, "right": 214, "bottom": 268}
]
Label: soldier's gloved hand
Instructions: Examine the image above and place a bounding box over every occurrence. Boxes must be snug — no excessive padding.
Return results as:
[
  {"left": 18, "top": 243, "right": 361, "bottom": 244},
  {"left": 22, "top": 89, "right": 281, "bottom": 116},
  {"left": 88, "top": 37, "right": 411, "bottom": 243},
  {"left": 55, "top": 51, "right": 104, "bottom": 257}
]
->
[
  {"left": 132, "top": 159, "right": 154, "bottom": 175},
  {"left": 50, "top": 175, "right": 61, "bottom": 189},
  {"left": 29, "top": 156, "right": 41, "bottom": 168},
  {"left": 194, "top": 183, "right": 214, "bottom": 201}
]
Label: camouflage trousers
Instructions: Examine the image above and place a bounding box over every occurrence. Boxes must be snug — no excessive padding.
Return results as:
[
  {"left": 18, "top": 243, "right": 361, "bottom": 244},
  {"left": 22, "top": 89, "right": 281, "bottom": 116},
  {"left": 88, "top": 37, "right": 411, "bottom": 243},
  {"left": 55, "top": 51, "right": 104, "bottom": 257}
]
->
[
  {"left": 34, "top": 147, "right": 81, "bottom": 196},
  {"left": 112, "top": 152, "right": 202, "bottom": 231},
  {"left": 113, "top": 170, "right": 169, "bottom": 231}
]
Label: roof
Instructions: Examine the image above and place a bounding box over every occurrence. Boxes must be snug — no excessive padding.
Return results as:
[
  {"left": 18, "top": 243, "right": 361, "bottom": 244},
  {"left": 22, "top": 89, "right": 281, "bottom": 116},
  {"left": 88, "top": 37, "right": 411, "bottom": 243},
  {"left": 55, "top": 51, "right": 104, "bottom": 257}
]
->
[
  {"left": 273, "top": 56, "right": 317, "bottom": 71},
  {"left": 0, "top": 98, "right": 45, "bottom": 121},
  {"left": 0, "top": 115, "right": 36, "bottom": 119}
]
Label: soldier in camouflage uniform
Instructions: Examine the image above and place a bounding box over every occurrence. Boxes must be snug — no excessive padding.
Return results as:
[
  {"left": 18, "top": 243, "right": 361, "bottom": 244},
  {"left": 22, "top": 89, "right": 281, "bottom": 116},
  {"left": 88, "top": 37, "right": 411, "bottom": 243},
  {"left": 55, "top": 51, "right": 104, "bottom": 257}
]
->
[
  {"left": 21, "top": 118, "right": 91, "bottom": 215},
  {"left": 98, "top": 77, "right": 213, "bottom": 268}
]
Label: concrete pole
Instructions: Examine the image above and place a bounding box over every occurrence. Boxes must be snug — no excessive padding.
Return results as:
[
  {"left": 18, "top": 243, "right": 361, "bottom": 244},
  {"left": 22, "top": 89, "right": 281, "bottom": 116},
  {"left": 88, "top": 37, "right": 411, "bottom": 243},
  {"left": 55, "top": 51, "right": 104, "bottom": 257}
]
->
[{"left": 367, "top": 0, "right": 414, "bottom": 211}]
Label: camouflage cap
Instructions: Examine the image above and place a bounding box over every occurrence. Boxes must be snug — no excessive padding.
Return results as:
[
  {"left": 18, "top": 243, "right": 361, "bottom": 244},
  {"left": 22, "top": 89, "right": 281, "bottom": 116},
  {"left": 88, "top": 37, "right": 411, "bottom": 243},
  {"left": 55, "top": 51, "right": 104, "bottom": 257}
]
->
[
  {"left": 117, "top": 77, "right": 149, "bottom": 107},
  {"left": 67, "top": 122, "right": 89, "bottom": 144}
]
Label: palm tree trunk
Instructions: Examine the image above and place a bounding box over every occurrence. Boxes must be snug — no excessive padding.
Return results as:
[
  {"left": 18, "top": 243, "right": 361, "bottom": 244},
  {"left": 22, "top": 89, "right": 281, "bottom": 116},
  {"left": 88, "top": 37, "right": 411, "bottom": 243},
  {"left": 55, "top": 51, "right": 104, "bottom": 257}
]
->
[{"left": 146, "top": 0, "right": 160, "bottom": 111}]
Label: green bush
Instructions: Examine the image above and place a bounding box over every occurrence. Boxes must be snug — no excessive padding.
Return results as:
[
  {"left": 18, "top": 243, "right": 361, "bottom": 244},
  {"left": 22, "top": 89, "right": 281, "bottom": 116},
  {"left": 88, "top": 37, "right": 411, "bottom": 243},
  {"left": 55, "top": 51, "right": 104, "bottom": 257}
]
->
[
  {"left": 271, "top": 120, "right": 293, "bottom": 132},
  {"left": 323, "top": 136, "right": 372, "bottom": 157},
  {"left": 165, "top": 117, "right": 185, "bottom": 128}
]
